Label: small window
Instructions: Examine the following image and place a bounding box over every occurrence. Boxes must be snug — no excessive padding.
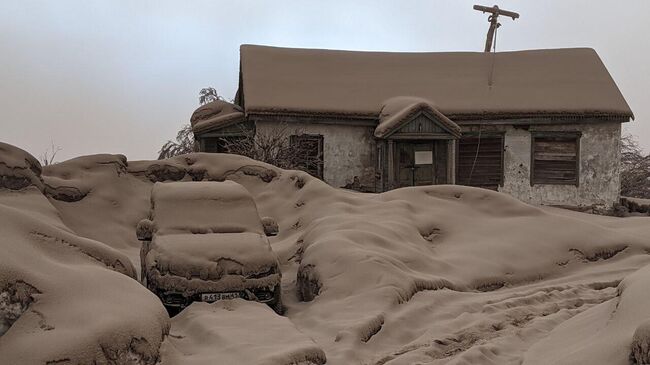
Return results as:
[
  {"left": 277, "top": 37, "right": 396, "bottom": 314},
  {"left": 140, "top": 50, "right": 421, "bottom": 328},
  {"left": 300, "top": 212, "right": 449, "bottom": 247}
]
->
[
  {"left": 203, "top": 136, "right": 245, "bottom": 153},
  {"left": 289, "top": 134, "right": 324, "bottom": 179},
  {"left": 531, "top": 133, "right": 580, "bottom": 186},
  {"left": 203, "top": 137, "right": 223, "bottom": 153}
]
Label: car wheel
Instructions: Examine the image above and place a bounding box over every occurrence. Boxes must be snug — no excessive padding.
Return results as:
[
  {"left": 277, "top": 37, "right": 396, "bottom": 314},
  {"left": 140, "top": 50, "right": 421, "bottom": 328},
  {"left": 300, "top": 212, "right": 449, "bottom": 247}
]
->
[{"left": 165, "top": 305, "right": 182, "bottom": 318}]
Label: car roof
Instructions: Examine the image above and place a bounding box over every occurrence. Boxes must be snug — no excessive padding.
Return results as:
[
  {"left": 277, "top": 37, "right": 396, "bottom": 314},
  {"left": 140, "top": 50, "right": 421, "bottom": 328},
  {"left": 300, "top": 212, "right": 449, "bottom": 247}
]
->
[
  {"left": 150, "top": 181, "right": 265, "bottom": 235},
  {"left": 151, "top": 180, "right": 254, "bottom": 203}
]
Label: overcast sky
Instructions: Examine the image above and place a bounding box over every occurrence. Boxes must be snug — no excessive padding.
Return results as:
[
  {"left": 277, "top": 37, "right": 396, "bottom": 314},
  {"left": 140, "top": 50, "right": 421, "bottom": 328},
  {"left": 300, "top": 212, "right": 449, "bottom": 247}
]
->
[{"left": 1, "top": 0, "right": 648, "bottom": 162}]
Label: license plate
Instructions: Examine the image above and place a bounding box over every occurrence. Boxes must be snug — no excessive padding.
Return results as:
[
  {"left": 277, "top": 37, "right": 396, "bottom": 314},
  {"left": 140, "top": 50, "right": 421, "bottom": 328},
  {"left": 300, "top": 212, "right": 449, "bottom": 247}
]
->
[{"left": 201, "top": 292, "right": 241, "bottom": 302}]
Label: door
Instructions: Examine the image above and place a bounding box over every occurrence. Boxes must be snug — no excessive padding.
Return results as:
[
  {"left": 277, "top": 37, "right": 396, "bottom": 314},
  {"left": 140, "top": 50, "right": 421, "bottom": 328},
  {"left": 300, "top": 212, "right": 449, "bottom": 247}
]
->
[{"left": 397, "top": 142, "right": 435, "bottom": 187}]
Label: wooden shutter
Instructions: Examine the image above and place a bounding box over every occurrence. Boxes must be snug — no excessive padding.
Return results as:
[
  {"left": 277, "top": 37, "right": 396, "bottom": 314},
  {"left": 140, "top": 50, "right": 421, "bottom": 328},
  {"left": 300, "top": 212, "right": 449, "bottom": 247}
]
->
[
  {"left": 456, "top": 134, "right": 504, "bottom": 190},
  {"left": 531, "top": 134, "right": 579, "bottom": 185}
]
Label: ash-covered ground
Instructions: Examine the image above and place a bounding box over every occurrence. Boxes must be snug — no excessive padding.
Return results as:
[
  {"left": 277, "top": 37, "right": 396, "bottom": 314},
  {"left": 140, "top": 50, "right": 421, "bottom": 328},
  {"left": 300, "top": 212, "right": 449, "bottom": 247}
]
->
[{"left": 2, "top": 141, "right": 650, "bottom": 365}]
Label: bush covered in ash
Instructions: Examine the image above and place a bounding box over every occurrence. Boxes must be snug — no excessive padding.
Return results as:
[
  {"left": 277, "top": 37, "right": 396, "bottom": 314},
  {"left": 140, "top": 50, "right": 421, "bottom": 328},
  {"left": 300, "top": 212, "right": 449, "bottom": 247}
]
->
[{"left": 621, "top": 134, "right": 650, "bottom": 199}]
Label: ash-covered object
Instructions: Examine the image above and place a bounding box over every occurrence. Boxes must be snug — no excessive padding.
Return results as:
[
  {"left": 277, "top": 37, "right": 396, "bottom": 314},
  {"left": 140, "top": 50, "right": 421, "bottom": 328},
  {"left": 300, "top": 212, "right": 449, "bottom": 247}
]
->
[
  {"left": 3, "top": 143, "right": 650, "bottom": 364},
  {"left": 145, "top": 163, "right": 186, "bottom": 182},
  {"left": 0, "top": 142, "right": 44, "bottom": 191},
  {"left": 41, "top": 153, "right": 128, "bottom": 202},
  {"left": 297, "top": 264, "right": 321, "bottom": 302},
  {"left": 140, "top": 181, "right": 282, "bottom": 312},
  {"left": 0, "top": 281, "right": 39, "bottom": 336},
  {"left": 161, "top": 300, "right": 327, "bottom": 365},
  {"left": 261, "top": 216, "right": 279, "bottom": 236},
  {"left": 0, "top": 160, "right": 169, "bottom": 364},
  {"left": 632, "top": 320, "right": 650, "bottom": 364},
  {"left": 190, "top": 100, "right": 245, "bottom": 135}
]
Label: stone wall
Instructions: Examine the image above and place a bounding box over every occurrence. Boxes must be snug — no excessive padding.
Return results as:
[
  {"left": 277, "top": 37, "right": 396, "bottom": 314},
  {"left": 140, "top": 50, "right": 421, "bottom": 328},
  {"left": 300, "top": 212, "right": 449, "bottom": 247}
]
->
[
  {"left": 255, "top": 120, "right": 377, "bottom": 191},
  {"left": 461, "top": 121, "right": 621, "bottom": 210}
]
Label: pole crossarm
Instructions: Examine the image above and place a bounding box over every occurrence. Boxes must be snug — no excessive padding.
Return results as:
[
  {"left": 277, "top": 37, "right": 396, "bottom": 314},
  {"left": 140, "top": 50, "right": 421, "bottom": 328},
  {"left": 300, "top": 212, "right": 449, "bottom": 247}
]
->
[
  {"left": 473, "top": 5, "right": 519, "bottom": 20},
  {"left": 473, "top": 4, "right": 519, "bottom": 52}
]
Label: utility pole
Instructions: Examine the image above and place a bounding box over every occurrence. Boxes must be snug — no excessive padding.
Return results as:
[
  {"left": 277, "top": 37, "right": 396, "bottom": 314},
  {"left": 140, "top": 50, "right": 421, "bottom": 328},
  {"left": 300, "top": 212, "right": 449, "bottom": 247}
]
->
[{"left": 473, "top": 4, "right": 519, "bottom": 52}]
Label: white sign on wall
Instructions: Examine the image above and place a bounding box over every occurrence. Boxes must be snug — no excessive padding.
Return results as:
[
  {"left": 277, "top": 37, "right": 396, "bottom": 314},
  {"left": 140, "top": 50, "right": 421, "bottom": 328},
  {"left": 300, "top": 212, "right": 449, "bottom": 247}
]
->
[{"left": 414, "top": 151, "right": 433, "bottom": 165}]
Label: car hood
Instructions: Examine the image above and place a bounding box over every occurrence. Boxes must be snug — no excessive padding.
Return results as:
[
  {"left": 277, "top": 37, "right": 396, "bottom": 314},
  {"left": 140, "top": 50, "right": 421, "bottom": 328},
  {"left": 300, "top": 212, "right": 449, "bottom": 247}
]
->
[{"left": 148, "top": 232, "right": 279, "bottom": 280}]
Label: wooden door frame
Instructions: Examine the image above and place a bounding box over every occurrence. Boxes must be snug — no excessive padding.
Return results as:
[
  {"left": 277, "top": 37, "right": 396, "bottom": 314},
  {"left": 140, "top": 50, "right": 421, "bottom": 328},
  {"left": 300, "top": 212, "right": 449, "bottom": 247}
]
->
[{"left": 389, "top": 139, "right": 452, "bottom": 188}]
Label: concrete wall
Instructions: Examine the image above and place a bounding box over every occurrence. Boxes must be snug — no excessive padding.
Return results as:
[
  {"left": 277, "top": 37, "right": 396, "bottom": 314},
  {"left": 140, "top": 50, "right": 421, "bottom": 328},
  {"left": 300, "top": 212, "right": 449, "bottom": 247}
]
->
[
  {"left": 463, "top": 122, "right": 621, "bottom": 209},
  {"left": 255, "top": 118, "right": 621, "bottom": 209},
  {"left": 255, "top": 120, "right": 377, "bottom": 190}
]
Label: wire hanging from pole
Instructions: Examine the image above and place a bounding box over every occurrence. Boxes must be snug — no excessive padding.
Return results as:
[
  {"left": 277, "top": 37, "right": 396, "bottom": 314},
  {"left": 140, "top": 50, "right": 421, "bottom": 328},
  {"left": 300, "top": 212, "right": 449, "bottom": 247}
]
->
[
  {"left": 493, "top": 22, "right": 498, "bottom": 52},
  {"left": 467, "top": 124, "right": 483, "bottom": 186},
  {"left": 487, "top": 20, "right": 499, "bottom": 87}
]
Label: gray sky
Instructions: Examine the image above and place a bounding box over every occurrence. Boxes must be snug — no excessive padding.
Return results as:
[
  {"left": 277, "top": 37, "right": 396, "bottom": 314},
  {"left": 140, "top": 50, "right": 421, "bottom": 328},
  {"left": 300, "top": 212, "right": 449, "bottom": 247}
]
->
[{"left": 1, "top": 0, "right": 648, "bottom": 162}]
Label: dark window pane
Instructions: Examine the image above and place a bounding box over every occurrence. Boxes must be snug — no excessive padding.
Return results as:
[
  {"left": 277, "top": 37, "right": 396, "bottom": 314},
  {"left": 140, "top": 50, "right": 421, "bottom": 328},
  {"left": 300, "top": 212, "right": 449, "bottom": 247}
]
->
[
  {"left": 289, "top": 134, "right": 324, "bottom": 179},
  {"left": 203, "top": 136, "right": 245, "bottom": 153}
]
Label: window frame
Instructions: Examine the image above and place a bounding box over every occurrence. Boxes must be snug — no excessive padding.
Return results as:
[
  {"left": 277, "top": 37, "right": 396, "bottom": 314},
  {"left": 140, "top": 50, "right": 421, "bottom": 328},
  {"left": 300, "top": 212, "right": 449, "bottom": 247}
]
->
[
  {"left": 530, "top": 131, "right": 581, "bottom": 187},
  {"left": 289, "top": 134, "right": 324, "bottom": 180}
]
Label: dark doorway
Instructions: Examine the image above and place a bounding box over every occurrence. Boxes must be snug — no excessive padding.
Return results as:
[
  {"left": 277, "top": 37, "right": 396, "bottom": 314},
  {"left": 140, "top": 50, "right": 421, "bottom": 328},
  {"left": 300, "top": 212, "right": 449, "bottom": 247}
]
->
[{"left": 396, "top": 140, "right": 448, "bottom": 187}]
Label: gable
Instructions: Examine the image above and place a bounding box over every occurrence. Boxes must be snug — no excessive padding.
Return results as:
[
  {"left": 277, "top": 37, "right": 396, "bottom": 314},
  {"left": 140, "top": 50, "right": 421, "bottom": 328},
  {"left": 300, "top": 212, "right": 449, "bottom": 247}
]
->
[
  {"left": 394, "top": 112, "right": 450, "bottom": 135},
  {"left": 374, "top": 97, "right": 461, "bottom": 139},
  {"left": 386, "top": 111, "right": 458, "bottom": 139}
]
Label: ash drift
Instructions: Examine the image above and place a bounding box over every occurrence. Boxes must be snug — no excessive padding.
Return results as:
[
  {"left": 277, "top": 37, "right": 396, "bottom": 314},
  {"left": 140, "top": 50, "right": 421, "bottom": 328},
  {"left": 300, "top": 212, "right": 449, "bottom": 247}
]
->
[{"left": 2, "top": 141, "right": 650, "bottom": 364}]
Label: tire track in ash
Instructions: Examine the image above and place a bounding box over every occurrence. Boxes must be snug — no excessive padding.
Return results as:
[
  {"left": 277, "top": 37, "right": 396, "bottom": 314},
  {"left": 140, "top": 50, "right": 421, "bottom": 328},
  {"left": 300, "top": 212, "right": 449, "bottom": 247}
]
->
[{"left": 369, "top": 281, "right": 618, "bottom": 365}]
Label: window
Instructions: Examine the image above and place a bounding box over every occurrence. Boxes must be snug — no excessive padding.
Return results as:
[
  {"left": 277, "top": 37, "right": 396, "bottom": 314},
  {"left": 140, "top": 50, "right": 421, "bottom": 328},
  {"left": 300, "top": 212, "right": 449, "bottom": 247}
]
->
[
  {"left": 456, "top": 134, "right": 504, "bottom": 190},
  {"left": 531, "top": 133, "right": 580, "bottom": 186},
  {"left": 289, "top": 134, "right": 324, "bottom": 179},
  {"left": 202, "top": 136, "right": 244, "bottom": 153}
]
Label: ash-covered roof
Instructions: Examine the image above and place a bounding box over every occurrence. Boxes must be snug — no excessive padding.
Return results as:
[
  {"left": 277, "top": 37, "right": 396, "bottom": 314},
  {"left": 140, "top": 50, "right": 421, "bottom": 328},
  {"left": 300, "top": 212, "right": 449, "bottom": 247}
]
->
[
  {"left": 375, "top": 97, "right": 461, "bottom": 138},
  {"left": 190, "top": 100, "right": 245, "bottom": 134},
  {"left": 239, "top": 45, "right": 633, "bottom": 121}
]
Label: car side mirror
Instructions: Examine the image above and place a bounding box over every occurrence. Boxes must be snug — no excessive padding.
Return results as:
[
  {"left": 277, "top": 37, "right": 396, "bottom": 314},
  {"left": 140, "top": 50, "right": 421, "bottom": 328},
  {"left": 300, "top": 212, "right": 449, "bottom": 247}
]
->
[
  {"left": 136, "top": 218, "right": 154, "bottom": 241},
  {"left": 261, "top": 217, "right": 279, "bottom": 237}
]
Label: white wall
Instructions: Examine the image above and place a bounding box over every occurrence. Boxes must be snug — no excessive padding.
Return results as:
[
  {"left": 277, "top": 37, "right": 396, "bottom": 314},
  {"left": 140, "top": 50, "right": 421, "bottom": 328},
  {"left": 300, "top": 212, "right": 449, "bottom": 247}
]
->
[
  {"left": 499, "top": 122, "right": 621, "bottom": 210},
  {"left": 255, "top": 120, "right": 377, "bottom": 190}
]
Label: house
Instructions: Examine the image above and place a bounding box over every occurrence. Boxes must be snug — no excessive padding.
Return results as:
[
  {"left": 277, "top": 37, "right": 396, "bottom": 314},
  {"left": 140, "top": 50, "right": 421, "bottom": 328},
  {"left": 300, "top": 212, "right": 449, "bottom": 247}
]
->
[{"left": 190, "top": 45, "right": 634, "bottom": 210}]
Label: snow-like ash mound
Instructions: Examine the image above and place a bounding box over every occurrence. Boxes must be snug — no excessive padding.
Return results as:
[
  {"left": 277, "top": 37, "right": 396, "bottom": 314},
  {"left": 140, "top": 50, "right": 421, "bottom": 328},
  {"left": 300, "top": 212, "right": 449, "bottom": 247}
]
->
[
  {"left": 2, "top": 143, "right": 650, "bottom": 364},
  {"left": 161, "top": 300, "right": 326, "bottom": 365},
  {"left": 0, "top": 142, "right": 44, "bottom": 191},
  {"left": 0, "top": 144, "right": 169, "bottom": 364}
]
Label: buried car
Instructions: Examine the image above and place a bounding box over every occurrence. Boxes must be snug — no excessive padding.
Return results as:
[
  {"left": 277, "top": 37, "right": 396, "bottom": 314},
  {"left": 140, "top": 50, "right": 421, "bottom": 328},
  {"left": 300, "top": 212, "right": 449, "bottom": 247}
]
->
[{"left": 136, "top": 181, "right": 282, "bottom": 313}]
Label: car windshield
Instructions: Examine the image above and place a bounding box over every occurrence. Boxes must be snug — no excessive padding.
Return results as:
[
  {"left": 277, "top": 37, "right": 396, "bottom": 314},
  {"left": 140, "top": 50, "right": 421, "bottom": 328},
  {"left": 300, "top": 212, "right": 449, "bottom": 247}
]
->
[{"left": 151, "top": 181, "right": 264, "bottom": 235}]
